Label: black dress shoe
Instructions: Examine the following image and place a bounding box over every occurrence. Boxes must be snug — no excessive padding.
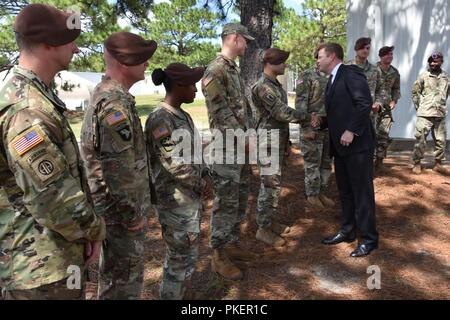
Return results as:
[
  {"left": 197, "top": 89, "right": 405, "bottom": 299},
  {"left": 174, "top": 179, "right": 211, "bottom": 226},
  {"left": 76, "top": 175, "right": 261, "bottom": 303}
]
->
[
  {"left": 350, "top": 243, "right": 378, "bottom": 257},
  {"left": 322, "top": 232, "right": 356, "bottom": 245}
]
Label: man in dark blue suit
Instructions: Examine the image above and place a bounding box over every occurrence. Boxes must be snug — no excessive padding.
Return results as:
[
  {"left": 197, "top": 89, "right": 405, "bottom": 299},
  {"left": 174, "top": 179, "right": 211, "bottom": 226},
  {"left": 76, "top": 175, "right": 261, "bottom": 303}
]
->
[{"left": 313, "top": 43, "right": 378, "bottom": 257}]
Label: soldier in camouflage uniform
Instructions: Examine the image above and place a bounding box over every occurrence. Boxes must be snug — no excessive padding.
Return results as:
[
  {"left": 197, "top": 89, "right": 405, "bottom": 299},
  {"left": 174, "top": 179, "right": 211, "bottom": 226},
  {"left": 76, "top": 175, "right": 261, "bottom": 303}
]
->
[
  {"left": 201, "top": 23, "right": 256, "bottom": 280},
  {"left": 346, "top": 37, "right": 382, "bottom": 126},
  {"left": 295, "top": 51, "right": 334, "bottom": 210},
  {"left": 411, "top": 51, "right": 450, "bottom": 175},
  {"left": 80, "top": 32, "right": 157, "bottom": 300},
  {"left": 252, "top": 48, "right": 313, "bottom": 247},
  {"left": 0, "top": 4, "right": 106, "bottom": 300},
  {"left": 374, "top": 46, "right": 401, "bottom": 170},
  {"left": 145, "top": 63, "right": 212, "bottom": 300}
]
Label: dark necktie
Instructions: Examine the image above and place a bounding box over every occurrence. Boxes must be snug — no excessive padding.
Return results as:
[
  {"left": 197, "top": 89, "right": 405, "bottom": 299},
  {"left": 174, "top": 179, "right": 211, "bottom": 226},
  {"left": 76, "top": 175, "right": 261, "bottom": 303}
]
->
[{"left": 326, "top": 74, "right": 333, "bottom": 96}]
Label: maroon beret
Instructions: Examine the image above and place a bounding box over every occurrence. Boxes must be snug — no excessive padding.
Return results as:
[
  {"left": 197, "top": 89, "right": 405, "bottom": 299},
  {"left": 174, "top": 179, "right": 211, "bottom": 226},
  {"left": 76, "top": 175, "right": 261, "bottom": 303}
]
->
[
  {"left": 428, "top": 51, "right": 444, "bottom": 63},
  {"left": 14, "top": 3, "right": 81, "bottom": 46},
  {"left": 378, "top": 46, "right": 394, "bottom": 57},
  {"left": 105, "top": 32, "right": 157, "bottom": 66},
  {"left": 354, "top": 37, "right": 372, "bottom": 51},
  {"left": 263, "top": 48, "right": 290, "bottom": 65},
  {"left": 153, "top": 63, "right": 205, "bottom": 87}
]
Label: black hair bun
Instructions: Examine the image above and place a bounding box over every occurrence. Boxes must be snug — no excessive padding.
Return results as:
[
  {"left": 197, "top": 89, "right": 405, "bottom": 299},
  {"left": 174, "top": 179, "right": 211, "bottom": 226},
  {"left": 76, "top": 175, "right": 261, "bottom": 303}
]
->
[{"left": 152, "top": 68, "right": 166, "bottom": 85}]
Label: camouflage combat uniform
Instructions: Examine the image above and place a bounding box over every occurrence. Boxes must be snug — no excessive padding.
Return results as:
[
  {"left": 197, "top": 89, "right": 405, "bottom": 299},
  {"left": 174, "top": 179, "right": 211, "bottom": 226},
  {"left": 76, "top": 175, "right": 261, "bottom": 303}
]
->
[
  {"left": 347, "top": 59, "right": 381, "bottom": 124},
  {"left": 80, "top": 76, "right": 152, "bottom": 300},
  {"left": 411, "top": 69, "right": 450, "bottom": 163},
  {"left": 202, "top": 54, "right": 252, "bottom": 250},
  {"left": 295, "top": 68, "right": 332, "bottom": 197},
  {"left": 146, "top": 102, "right": 207, "bottom": 300},
  {"left": 252, "top": 73, "right": 308, "bottom": 228},
  {"left": 375, "top": 63, "right": 401, "bottom": 160},
  {"left": 0, "top": 66, "right": 106, "bottom": 300}
]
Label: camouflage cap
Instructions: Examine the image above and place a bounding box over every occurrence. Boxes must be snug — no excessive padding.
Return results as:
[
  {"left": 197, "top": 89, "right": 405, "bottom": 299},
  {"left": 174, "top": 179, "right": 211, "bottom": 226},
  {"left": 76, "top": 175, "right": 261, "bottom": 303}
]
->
[
  {"left": 104, "top": 32, "right": 157, "bottom": 66},
  {"left": 428, "top": 51, "right": 444, "bottom": 63},
  {"left": 14, "top": 3, "right": 81, "bottom": 46},
  {"left": 263, "top": 48, "right": 290, "bottom": 65},
  {"left": 354, "top": 37, "right": 372, "bottom": 51},
  {"left": 221, "top": 23, "right": 255, "bottom": 41},
  {"left": 378, "top": 46, "right": 394, "bottom": 57}
]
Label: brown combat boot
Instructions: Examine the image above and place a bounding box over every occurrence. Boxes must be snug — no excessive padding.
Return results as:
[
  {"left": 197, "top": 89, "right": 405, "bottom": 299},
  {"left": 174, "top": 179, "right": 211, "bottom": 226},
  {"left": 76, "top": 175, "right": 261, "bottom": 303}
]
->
[
  {"left": 271, "top": 221, "right": 291, "bottom": 235},
  {"left": 433, "top": 160, "right": 448, "bottom": 174},
  {"left": 307, "top": 195, "right": 325, "bottom": 209},
  {"left": 318, "top": 194, "right": 335, "bottom": 207},
  {"left": 211, "top": 249, "right": 243, "bottom": 280},
  {"left": 224, "top": 242, "right": 260, "bottom": 261},
  {"left": 412, "top": 163, "right": 422, "bottom": 174},
  {"left": 256, "top": 227, "right": 286, "bottom": 247}
]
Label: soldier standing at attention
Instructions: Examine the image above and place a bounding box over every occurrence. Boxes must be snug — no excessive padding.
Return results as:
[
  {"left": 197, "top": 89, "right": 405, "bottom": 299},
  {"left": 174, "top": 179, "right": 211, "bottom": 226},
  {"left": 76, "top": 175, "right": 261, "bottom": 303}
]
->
[
  {"left": 252, "top": 48, "right": 314, "bottom": 247},
  {"left": 374, "top": 46, "right": 401, "bottom": 171},
  {"left": 201, "top": 23, "right": 256, "bottom": 280},
  {"left": 0, "top": 4, "right": 105, "bottom": 300},
  {"left": 347, "top": 37, "right": 382, "bottom": 125},
  {"left": 411, "top": 51, "right": 450, "bottom": 175},
  {"left": 295, "top": 50, "right": 334, "bottom": 211},
  {"left": 146, "top": 63, "right": 213, "bottom": 300},
  {"left": 80, "top": 32, "right": 157, "bottom": 299}
]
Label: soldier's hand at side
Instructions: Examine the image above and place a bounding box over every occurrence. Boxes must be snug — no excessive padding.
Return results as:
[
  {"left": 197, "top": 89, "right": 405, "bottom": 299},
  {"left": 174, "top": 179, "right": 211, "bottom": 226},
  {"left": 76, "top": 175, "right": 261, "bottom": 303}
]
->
[
  {"left": 85, "top": 241, "right": 102, "bottom": 266},
  {"left": 311, "top": 112, "right": 321, "bottom": 128},
  {"left": 372, "top": 103, "right": 381, "bottom": 112},
  {"left": 389, "top": 101, "right": 396, "bottom": 110},
  {"left": 202, "top": 176, "right": 214, "bottom": 200},
  {"left": 303, "top": 131, "right": 317, "bottom": 141},
  {"left": 126, "top": 216, "right": 147, "bottom": 232}
]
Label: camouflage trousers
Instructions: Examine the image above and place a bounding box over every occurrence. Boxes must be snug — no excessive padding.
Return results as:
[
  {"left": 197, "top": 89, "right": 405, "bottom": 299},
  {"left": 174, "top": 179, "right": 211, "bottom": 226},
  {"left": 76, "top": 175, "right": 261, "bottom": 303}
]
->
[
  {"left": 210, "top": 163, "right": 250, "bottom": 249},
  {"left": 299, "top": 130, "right": 332, "bottom": 197},
  {"left": 98, "top": 224, "right": 145, "bottom": 300},
  {"left": 412, "top": 116, "right": 447, "bottom": 163},
  {"left": 375, "top": 106, "right": 394, "bottom": 160},
  {"left": 2, "top": 277, "right": 84, "bottom": 300},
  {"left": 256, "top": 140, "right": 286, "bottom": 228},
  {"left": 160, "top": 223, "right": 200, "bottom": 300}
]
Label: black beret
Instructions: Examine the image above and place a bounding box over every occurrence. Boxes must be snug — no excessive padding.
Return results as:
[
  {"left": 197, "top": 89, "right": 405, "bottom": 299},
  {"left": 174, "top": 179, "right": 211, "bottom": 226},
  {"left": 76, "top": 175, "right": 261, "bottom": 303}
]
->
[
  {"left": 105, "top": 32, "right": 157, "bottom": 66},
  {"left": 153, "top": 63, "right": 204, "bottom": 86},
  {"left": 428, "top": 51, "right": 444, "bottom": 63},
  {"left": 14, "top": 3, "right": 81, "bottom": 46}
]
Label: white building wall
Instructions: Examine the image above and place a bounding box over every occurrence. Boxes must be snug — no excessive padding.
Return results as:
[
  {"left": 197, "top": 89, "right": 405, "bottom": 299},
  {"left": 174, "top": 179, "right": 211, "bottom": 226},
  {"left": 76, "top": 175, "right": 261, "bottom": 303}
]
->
[{"left": 347, "top": 0, "right": 450, "bottom": 138}]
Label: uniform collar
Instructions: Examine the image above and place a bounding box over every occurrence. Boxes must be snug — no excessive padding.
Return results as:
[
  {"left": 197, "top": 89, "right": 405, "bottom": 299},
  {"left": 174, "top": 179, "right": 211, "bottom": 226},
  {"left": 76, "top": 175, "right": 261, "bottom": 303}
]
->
[
  {"left": 217, "top": 53, "right": 239, "bottom": 69},
  {"left": 263, "top": 73, "right": 281, "bottom": 86},
  {"left": 101, "top": 75, "right": 135, "bottom": 99},
  {"left": 159, "top": 101, "right": 196, "bottom": 133},
  {"left": 14, "top": 65, "right": 66, "bottom": 109}
]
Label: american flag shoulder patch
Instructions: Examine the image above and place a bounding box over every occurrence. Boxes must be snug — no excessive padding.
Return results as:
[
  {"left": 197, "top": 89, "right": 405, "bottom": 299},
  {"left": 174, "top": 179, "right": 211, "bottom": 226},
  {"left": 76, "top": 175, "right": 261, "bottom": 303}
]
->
[
  {"left": 152, "top": 125, "right": 170, "bottom": 140},
  {"left": 105, "top": 111, "right": 127, "bottom": 126},
  {"left": 12, "top": 128, "right": 44, "bottom": 156}
]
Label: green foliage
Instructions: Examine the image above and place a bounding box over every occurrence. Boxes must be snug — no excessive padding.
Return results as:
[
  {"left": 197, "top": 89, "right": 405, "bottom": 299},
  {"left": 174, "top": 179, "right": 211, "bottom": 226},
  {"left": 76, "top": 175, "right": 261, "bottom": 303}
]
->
[
  {"left": 142, "top": 0, "right": 221, "bottom": 68},
  {"left": 273, "top": 0, "right": 346, "bottom": 74}
]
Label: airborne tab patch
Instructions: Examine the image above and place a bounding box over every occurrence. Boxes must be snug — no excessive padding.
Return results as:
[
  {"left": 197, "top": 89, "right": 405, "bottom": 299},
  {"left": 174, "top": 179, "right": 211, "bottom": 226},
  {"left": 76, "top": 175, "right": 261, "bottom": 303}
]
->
[
  {"left": 12, "top": 128, "right": 44, "bottom": 156},
  {"left": 106, "top": 111, "right": 127, "bottom": 126}
]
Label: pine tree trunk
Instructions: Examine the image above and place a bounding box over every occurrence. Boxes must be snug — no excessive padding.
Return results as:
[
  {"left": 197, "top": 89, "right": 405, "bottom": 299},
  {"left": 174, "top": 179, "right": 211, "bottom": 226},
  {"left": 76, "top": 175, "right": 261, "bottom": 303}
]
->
[{"left": 239, "top": 0, "right": 275, "bottom": 89}]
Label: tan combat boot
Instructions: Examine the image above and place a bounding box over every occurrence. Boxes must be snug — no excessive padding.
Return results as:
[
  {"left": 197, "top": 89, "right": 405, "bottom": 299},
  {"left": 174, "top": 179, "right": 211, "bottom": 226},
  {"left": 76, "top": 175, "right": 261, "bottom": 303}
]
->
[
  {"left": 256, "top": 227, "right": 286, "bottom": 247},
  {"left": 307, "top": 195, "right": 325, "bottom": 209},
  {"left": 211, "top": 249, "right": 243, "bottom": 280},
  {"left": 412, "top": 163, "right": 422, "bottom": 174},
  {"left": 224, "top": 242, "right": 260, "bottom": 261},
  {"left": 433, "top": 160, "right": 447, "bottom": 174},
  {"left": 271, "top": 221, "right": 291, "bottom": 235},
  {"left": 319, "top": 194, "right": 335, "bottom": 207}
]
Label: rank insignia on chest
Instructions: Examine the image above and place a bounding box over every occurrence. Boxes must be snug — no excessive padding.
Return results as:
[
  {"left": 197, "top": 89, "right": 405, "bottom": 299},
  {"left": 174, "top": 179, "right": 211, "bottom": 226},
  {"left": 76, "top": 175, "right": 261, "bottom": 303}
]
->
[
  {"left": 12, "top": 129, "right": 44, "bottom": 156},
  {"left": 106, "top": 111, "right": 126, "bottom": 126}
]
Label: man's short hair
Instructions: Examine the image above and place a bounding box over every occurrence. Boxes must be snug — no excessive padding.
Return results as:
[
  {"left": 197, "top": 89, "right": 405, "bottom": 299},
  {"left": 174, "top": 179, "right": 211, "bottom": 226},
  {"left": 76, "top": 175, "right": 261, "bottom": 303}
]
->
[
  {"left": 15, "top": 32, "right": 38, "bottom": 51},
  {"left": 317, "top": 43, "right": 344, "bottom": 60}
]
